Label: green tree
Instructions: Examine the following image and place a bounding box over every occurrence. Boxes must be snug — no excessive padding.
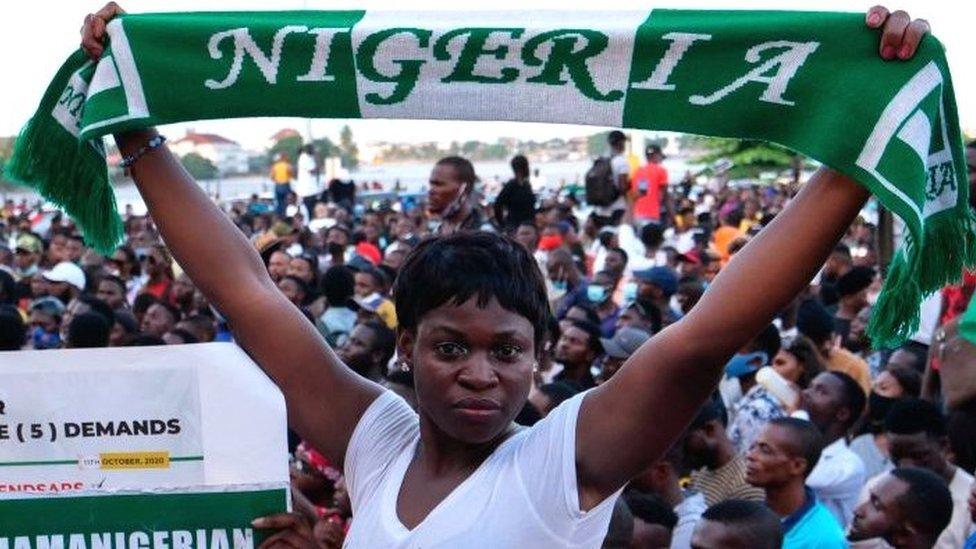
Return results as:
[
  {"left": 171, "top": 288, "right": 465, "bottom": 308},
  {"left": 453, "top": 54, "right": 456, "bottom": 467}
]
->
[
  {"left": 0, "top": 137, "right": 19, "bottom": 193},
  {"left": 690, "top": 136, "right": 799, "bottom": 180},
  {"left": 339, "top": 125, "right": 359, "bottom": 169},
  {"left": 587, "top": 131, "right": 611, "bottom": 157},
  {"left": 180, "top": 153, "right": 218, "bottom": 180},
  {"left": 268, "top": 135, "right": 303, "bottom": 165}
]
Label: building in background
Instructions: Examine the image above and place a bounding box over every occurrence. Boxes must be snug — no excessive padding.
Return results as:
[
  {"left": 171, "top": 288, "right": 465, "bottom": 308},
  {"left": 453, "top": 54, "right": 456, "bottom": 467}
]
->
[{"left": 169, "top": 131, "right": 249, "bottom": 176}]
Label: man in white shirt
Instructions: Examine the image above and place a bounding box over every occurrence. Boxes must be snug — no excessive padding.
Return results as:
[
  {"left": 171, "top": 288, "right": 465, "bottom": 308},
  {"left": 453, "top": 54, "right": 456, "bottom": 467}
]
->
[
  {"left": 293, "top": 144, "right": 321, "bottom": 220},
  {"left": 849, "top": 399, "right": 975, "bottom": 548},
  {"left": 798, "top": 371, "right": 868, "bottom": 528},
  {"left": 592, "top": 130, "right": 630, "bottom": 227}
]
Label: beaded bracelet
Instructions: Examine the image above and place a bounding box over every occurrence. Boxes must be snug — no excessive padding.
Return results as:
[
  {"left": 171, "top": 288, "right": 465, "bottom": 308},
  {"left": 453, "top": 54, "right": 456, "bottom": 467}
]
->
[{"left": 119, "top": 134, "right": 167, "bottom": 168}]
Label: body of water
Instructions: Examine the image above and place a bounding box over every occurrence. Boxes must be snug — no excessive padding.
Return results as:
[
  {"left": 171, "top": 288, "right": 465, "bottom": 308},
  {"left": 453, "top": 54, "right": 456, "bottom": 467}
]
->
[{"left": 3, "top": 157, "right": 693, "bottom": 215}]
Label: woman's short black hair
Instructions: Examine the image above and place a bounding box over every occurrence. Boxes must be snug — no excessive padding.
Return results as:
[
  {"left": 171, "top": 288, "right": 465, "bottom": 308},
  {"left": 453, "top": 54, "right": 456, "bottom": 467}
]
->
[{"left": 394, "top": 232, "right": 549, "bottom": 354}]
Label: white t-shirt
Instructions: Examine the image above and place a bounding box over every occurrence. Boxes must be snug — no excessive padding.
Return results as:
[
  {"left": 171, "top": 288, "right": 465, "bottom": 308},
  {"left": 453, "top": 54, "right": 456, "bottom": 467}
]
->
[
  {"left": 343, "top": 391, "right": 620, "bottom": 548},
  {"left": 293, "top": 152, "right": 319, "bottom": 197},
  {"left": 806, "top": 437, "right": 866, "bottom": 529}
]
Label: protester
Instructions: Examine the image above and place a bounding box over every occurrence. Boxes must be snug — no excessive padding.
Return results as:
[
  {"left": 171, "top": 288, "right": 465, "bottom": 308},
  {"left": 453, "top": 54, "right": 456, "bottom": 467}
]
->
[
  {"left": 849, "top": 399, "right": 975, "bottom": 548},
  {"left": 625, "top": 492, "right": 680, "bottom": 549},
  {"left": 629, "top": 443, "right": 706, "bottom": 549},
  {"left": 689, "top": 499, "right": 783, "bottom": 549},
  {"left": 849, "top": 467, "right": 953, "bottom": 549},
  {"left": 8, "top": 8, "right": 930, "bottom": 546},
  {"left": 746, "top": 418, "right": 848, "bottom": 547},
  {"left": 799, "top": 371, "right": 867, "bottom": 528},
  {"left": 551, "top": 318, "right": 603, "bottom": 390},
  {"left": 849, "top": 365, "right": 922, "bottom": 480},
  {"left": 726, "top": 325, "right": 784, "bottom": 453},
  {"left": 597, "top": 327, "right": 651, "bottom": 385},
  {"left": 685, "top": 398, "right": 766, "bottom": 507},
  {"left": 631, "top": 144, "right": 670, "bottom": 228},
  {"left": 270, "top": 153, "right": 294, "bottom": 217},
  {"left": 494, "top": 155, "right": 536, "bottom": 232}
]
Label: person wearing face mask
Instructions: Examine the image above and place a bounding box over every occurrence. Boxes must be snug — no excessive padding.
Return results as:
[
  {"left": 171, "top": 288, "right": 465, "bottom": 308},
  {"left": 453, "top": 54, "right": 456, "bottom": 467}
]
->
[
  {"left": 588, "top": 270, "right": 621, "bottom": 338},
  {"left": 28, "top": 296, "right": 64, "bottom": 350},
  {"left": 547, "top": 248, "right": 589, "bottom": 320},
  {"left": 849, "top": 365, "right": 922, "bottom": 482},
  {"left": 850, "top": 399, "right": 974, "bottom": 549},
  {"left": 725, "top": 325, "right": 783, "bottom": 454}
]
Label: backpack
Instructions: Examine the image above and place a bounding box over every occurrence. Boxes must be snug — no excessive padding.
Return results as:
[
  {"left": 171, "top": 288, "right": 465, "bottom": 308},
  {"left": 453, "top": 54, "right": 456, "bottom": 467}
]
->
[{"left": 585, "top": 157, "right": 619, "bottom": 207}]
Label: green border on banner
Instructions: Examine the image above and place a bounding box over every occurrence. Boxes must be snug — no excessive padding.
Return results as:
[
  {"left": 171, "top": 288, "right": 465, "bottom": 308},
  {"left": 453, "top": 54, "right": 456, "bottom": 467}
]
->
[{"left": 0, "top": 488, "right": 287, "bottom": 543}]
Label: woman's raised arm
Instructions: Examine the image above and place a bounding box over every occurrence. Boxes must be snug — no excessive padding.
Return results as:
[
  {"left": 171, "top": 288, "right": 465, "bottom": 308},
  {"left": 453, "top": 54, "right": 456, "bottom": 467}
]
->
[
  {"left": 87, "top": 2, "right": 381, "bottom": 467},
  {"left": 575, "top": 5, "right": 931, "bottom": 510}
]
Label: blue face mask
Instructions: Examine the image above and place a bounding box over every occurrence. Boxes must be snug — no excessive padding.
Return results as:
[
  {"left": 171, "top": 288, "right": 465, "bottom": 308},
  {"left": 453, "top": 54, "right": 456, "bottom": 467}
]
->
[
  {"left": 551, "top": 280, "right": 567, "bottom": 293},
  {"left": 587, "top": 285, "right": 607, "bottom": 303},
  {"left": 724, "top": 351, "right": 768, "bottom": 378},
  {"left": 32, "top": 326, "right": 60, "bottom": 350},
  {"left": 623, "top": 282, "right": 638, "bottom": 302}
]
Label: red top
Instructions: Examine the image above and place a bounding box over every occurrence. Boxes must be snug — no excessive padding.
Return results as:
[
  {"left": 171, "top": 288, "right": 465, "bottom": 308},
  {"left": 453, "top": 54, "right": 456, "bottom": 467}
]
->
[{"left": 631, "top": 162, "right": 668, "bottom": 221}]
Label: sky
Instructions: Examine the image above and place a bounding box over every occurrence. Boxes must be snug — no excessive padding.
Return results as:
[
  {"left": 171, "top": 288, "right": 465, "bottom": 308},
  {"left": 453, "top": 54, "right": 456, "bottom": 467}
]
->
[{"left": 2, "top": 1, "right": 973, "bottom": 151}]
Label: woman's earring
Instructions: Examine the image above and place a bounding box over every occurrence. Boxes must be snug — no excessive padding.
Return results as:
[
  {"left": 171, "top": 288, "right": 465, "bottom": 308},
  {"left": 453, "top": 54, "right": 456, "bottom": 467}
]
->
[{"left": 399, "top": 359, "right": 412, "bottom": 372}]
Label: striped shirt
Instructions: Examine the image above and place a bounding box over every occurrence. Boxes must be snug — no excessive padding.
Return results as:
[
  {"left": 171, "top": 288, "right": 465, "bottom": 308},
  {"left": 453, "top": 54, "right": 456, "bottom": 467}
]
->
[{"left": 689, "top": 452, "right": 766, "bottom": 507}]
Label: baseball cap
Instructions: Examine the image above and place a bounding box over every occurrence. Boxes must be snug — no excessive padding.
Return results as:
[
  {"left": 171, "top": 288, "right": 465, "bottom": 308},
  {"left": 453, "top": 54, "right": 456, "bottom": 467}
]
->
[
  {"left": 633, "top": 266, "right": 679, "bottom": 297},
  {"left": 41, "top": 262, "right": 86, "bottom": 291},
  {"left": 645, "top": 144, "right": 667, "bottom": 159},
  {"left": 29, "top": 296, "right": 66, "bottom": 317},
  {"left": 600, "top": 327, "right": 651, "bottom": 359},
  {"left": 15, "top": 233, "right": 42, "bottom": 254}
]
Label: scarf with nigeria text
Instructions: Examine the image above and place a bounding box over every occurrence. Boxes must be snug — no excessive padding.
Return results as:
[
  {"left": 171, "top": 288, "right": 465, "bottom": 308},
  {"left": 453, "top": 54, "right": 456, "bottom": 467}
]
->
[{"left": 6, "top": 10, "right": 973, "bottom": 346}]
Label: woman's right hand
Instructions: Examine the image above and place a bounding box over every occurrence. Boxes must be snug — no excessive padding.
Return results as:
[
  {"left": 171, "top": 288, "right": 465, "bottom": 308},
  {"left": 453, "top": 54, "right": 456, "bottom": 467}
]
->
[{"left": 80, "top": 3, "right": 125, "bottom": 61}]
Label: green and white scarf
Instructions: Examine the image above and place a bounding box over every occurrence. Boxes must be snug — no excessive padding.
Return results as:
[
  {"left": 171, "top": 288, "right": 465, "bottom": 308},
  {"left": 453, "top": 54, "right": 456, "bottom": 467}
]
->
[{"left": 7, "top": 10, "right": 972, "bottom": 345}]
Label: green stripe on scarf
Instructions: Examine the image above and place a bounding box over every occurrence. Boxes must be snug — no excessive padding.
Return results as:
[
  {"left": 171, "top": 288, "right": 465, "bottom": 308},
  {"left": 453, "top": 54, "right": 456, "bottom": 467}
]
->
[{"left": 6, "top": 9, "right": 972, "bottom": 346}]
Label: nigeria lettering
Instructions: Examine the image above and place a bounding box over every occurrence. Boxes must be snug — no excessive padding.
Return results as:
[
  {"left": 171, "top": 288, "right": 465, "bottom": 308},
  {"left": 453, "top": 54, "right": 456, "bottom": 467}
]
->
[
  {"left": 205, "top": 26, "right": 341, "bottom": 89},
  {"left": 202, "top": 24, "right": 820, "bottom": 108},
  {"left": 356, "top": 26, "right": 621, "bottom": 104},
  {"left": 0, "top": 530, "right": 252, "bottom": 549}
]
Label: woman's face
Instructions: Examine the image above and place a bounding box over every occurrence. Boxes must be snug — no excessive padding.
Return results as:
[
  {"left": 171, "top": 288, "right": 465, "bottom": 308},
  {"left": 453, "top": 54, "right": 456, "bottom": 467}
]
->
[
  {"left": 772, "top": 349, "right": 803, "bottom": 384},
  {"left": 873, "top": 370, "right": 905, "bottom": 398},
  {"left": 402, "top": 297, "right": 535, "bottom": 444}
]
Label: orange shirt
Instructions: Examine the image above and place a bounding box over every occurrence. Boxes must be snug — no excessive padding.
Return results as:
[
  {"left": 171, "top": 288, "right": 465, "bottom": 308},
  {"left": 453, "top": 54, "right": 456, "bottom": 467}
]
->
[
  {"left": 631, "top": 163, "right": 668, "bottom": 221},
  {"left": 712, "top": 225, "right": 743, "bottom": 262}
]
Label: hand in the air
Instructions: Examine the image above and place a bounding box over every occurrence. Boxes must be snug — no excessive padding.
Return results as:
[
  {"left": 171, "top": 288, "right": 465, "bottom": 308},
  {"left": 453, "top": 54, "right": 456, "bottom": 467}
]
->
[
  {"left": 80, "top": 2, "right": 125, "bottom": 62},
  {"left": 865, "top": 6, "right": 930, "bottom": 60}
]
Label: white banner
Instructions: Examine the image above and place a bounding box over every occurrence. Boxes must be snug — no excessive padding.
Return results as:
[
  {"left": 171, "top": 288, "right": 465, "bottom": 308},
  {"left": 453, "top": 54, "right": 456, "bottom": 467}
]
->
[{"left": 0, "top": 343, "right": 288, "bottom": 497}]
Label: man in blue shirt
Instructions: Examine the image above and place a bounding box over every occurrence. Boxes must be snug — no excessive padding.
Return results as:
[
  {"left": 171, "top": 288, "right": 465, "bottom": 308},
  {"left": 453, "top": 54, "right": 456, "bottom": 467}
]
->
[{"left": 746, "top": 417, "right": 847, "bottom": 548}]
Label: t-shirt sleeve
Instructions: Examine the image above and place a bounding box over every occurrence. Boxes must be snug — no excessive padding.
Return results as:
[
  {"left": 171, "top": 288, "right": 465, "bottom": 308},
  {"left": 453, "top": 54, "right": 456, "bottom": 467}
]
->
[
  {"left": 344, "top": 391, "right": 418, "bottom": 512},
  {"left": 611, "top": 156, "right": 630, "bottom": 181},
  {"left": 515, "top": 392, "right": 621, "bottom": 540}
]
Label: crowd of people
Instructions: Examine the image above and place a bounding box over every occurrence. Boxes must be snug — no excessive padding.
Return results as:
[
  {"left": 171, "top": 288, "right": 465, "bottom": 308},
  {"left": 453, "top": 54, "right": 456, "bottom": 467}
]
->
[
  {"left": 3, "top": 6, "right": 974, "bottom": 546},
  {"left": 3, "top": 130, "right": 975, "bottom": 547}
]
